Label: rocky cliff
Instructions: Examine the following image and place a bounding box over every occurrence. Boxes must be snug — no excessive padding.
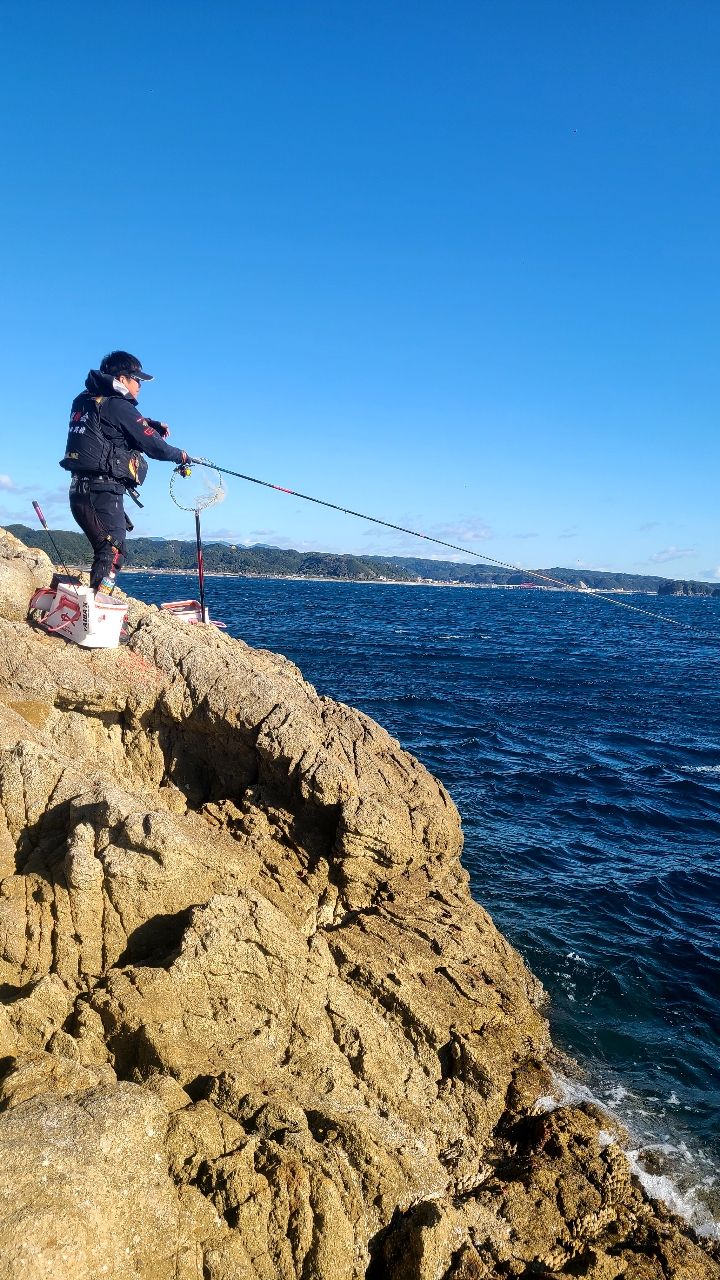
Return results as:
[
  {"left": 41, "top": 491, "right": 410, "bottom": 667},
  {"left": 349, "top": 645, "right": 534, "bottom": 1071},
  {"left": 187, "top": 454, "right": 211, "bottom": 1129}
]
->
[{"left": 0, "top": 526, "right": 716, "bottom": 1280}]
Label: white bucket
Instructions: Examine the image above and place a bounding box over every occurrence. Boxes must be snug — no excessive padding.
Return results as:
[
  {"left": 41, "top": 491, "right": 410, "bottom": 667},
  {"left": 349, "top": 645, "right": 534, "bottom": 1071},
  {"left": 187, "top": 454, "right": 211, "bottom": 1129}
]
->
[
  {"left": 160, "top": 600, "right": 225, "bottom": 627},
  {"left": 161, "top": 599, "right": 206, "bottom": 623},
  {"left": 29, "top": 583, "right": 128, "bottom": 649}
]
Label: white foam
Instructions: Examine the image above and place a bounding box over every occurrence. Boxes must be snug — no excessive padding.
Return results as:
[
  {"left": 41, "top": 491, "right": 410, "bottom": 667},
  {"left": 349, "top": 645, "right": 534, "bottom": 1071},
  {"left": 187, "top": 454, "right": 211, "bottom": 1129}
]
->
[
  {"left": 534, "top": 1094, "right": 556, "bottom": 1112},
  {"left": 608, "top": 1084, "right": 629, "bottom": 1105},
  {"left": 640, "top": 1140, "right": 695, "bottom": 1164},
  {"left": 627, "top": 1150, "right": 720, "bottom": 1241},
  {"left": 533, "top": 1073, "right": 597, "bottom": 1113},
  {"left": 534, "top": 1071, "right": 720, "bottom": 1239}
]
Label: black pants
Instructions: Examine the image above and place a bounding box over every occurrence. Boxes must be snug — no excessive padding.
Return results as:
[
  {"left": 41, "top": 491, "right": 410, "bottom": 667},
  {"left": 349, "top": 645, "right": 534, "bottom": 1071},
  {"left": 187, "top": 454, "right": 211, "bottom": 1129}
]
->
[{"left": 69, "top": 479, "right": 127, "bottom": 589}]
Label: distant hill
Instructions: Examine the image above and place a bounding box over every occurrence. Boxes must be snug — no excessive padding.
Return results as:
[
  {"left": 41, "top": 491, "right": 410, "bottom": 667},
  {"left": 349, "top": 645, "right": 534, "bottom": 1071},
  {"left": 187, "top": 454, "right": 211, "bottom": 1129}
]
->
[
  {"left": 5, "top": 526, "right": 415, "bottom": 584},
  {"left": 6, "top": 525, "right": 719, "bottom": 595},
  {"left": 364, "top": 555, "right": 675, "bottom": 593},
  {"left": 657, "top": 578, "right": 720, "bottom": 597}
]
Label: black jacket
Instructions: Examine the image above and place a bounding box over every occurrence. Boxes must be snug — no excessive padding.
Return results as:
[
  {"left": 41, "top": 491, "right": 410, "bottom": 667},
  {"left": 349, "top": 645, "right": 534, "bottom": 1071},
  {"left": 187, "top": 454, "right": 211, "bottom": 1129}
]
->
[{"left": 61, "top": 370, "right": 187, "bottom": 486}]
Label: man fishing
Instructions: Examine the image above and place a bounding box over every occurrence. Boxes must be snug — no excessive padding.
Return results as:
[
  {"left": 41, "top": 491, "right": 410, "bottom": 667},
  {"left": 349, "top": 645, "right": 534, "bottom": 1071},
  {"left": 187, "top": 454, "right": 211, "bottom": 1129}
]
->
[{"left": 61, "top": 351, "right": 192, "bottom": 595}]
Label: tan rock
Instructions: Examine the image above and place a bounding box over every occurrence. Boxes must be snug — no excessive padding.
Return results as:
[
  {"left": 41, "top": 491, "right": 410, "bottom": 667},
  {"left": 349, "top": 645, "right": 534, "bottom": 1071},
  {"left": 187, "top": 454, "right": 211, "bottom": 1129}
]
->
[
  {"left": 0, "top": 527, "right": 717, "bottom": 1279},
  {"left": 0, "top": 529, "right": 53, "bottom": 623},
  {"left": 0, "top": 1082, "right": 179, "bottom": 1280}
]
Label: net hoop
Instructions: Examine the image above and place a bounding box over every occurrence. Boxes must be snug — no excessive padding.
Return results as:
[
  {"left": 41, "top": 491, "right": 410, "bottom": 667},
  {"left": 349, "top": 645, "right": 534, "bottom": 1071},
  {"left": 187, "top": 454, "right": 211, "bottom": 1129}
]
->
[{"left": 169, "top": 460, "right": 226, "bottom": 513}]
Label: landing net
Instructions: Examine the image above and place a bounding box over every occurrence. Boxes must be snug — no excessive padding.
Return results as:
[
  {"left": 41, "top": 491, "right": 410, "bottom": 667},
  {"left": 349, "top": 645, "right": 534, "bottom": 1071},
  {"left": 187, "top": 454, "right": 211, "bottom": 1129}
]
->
[{"left": 170, "top": 462, "right": 226, "bottom": 513}]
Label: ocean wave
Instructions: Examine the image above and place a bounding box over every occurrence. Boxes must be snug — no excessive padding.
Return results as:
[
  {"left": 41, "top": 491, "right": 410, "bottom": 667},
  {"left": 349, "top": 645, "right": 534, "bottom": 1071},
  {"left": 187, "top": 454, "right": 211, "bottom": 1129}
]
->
[
  {"left": 626, "top": 1150, "right": 720, "bottom": 1241},
  {"left": 536, "top": 1071, "right": 720, "bottom": 1239}
]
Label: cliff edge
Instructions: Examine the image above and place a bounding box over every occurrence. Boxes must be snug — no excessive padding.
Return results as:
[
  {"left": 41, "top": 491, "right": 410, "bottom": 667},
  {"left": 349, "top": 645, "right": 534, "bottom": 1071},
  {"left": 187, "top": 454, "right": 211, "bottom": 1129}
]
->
[{"left": 0, "top": 526, "right": 716, "bottom": 1280}]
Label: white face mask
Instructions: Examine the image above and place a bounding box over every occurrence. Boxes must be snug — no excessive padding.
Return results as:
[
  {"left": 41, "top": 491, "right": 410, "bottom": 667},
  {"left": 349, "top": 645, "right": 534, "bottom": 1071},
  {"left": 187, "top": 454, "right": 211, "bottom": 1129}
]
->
[{"left": 112, "top": 376, "right": 142, "bottom": 397}]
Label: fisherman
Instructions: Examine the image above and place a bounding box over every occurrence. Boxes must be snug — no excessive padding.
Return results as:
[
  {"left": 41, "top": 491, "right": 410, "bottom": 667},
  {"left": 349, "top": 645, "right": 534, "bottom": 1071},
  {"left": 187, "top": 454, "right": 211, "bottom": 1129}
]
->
[{"left": 61, "top": 351, "right": 192, "bottom": 595}]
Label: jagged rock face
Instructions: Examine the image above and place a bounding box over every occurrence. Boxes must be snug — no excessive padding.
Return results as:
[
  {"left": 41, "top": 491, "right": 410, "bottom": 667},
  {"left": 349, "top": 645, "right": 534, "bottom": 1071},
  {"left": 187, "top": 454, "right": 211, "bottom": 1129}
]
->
[{"left": 0, "top": 528, "right": 717, "bottom": 1280}]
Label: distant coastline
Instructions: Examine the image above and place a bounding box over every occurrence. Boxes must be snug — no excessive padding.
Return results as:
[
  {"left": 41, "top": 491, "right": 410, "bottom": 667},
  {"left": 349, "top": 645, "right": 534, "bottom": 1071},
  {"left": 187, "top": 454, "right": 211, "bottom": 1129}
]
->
[
  {"left": 123, "top": 568, "right": 658, "bottom": 595},
  {"left": 6, "top": 524, "right": 717, "bottom": 597}
]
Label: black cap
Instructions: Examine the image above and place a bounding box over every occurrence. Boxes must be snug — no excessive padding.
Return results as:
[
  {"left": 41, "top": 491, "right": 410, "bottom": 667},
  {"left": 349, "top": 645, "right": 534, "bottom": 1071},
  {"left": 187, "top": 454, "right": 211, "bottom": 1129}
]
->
[{"left": 99, "top": 350, "right": 154, "bottom": 381}]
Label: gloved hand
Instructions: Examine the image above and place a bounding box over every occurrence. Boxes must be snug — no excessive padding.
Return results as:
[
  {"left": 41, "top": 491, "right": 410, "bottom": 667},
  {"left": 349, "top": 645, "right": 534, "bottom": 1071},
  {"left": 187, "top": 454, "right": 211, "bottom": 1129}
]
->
[{"left": 144, "top": 417, "right": 170, "bottom": 438}]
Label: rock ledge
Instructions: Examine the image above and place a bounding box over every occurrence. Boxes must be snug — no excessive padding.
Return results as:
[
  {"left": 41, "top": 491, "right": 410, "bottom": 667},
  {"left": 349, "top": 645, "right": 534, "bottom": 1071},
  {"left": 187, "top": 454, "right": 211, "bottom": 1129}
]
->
[{"left": 0, "top": 527, "right": 717, "bottom": 1279}]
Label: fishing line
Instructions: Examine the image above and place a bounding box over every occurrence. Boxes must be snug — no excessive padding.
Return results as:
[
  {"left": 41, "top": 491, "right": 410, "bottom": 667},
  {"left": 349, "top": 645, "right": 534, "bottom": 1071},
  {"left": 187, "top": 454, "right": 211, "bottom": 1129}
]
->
[{"left": 184, "top": 459, "right": 718, "bottom": 642}]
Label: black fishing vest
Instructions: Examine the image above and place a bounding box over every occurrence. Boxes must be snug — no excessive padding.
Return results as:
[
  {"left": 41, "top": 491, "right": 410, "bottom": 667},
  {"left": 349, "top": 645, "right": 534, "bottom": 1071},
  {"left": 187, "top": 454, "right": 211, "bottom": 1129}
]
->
[{"left": 60, "top": 394, "right": 148, "bottom": 488}]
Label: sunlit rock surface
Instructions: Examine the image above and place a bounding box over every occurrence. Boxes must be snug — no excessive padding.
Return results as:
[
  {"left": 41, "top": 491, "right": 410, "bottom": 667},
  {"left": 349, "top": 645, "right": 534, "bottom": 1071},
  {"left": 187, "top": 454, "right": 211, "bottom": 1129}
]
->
[{"left": 0, "top": 526, "right": 717, "bottom": 1279}]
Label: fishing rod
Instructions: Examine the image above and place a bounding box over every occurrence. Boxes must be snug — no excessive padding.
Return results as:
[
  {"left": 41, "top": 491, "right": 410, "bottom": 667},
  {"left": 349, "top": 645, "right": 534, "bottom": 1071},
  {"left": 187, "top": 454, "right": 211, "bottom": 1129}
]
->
[
  {"left": 194, "top": 510, "right": 208, "bottom": 623},
  {"left": 189, "top": 458, "right": 717, "bottom": 641},
  {"left": 32, "top": 500, "right": 73, "bottom": 580}
]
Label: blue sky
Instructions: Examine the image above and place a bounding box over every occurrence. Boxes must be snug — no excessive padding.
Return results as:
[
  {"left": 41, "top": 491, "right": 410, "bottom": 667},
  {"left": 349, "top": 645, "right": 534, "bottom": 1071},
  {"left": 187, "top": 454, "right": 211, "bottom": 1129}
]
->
[{"left": 1, "top": 1, "right": 718, "bottom": 578}]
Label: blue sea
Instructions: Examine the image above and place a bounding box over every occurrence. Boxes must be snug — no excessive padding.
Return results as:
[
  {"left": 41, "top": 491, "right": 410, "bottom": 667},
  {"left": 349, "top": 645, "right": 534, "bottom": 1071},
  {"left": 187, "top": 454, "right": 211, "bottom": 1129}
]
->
[{"left": 125, "top": 573, "right": 720, "bottom": 1233}]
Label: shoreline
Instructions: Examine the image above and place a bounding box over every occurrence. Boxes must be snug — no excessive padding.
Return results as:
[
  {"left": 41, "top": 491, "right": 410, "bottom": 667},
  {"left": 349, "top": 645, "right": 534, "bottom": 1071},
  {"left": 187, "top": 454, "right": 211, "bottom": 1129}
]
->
[{"left": 122, "top": 569, "right": 659, "bottom": 596}]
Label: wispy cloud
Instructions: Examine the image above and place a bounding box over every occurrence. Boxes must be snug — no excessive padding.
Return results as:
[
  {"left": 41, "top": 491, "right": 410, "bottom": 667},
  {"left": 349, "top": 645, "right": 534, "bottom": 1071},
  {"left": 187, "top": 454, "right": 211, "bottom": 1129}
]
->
[
  {"left": 352, "top": 515, "right": 493, "bottom": 561},
  {"left": 649, "top": 546, "right": 696, "bottom": 564},
  {"left": 202, "top": 526, "right": 346, "bottom": 554},
  {"left": 196, "top": 513, "right": 496, "bottom": 562},
  {"left": 0, "top": 505, "right": 25, "bottom": 524},
  {"left": 637, "top": 520, "right": 660, "bottom": 532},
  {"left": 558, "top": 526, "right": 579, "bottom": 539},
  {"left": 511, "top": 531, "right": 539, "bottom": 540},
  {"left": 32, "top": 485, "right": 70, "bottom": 508},
  {"left": 202, "top": 526, "right": 246, "bottom": 542},
  {"left": 430, "top": 517, "right": 493, "bottom": 544},
  {"left": 0, "top": 476, "right": 41, "bottom": 500},
  {"left": 6, "top": 487, "right": 73, "bottom": 529}
]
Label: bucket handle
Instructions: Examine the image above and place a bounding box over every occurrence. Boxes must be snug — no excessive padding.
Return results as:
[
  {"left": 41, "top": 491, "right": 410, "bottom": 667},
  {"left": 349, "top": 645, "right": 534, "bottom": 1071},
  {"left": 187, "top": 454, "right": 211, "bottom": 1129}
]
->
[{"left": 43, "top": 593, "right": 83, "bottom": 634}]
